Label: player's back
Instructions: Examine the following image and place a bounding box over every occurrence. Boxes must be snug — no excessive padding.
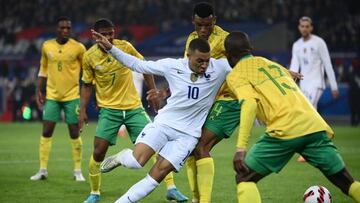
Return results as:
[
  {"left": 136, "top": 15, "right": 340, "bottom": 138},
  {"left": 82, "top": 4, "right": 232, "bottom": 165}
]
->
[{"left": 233, "top": 56, "right": 333, "bottom": 139}]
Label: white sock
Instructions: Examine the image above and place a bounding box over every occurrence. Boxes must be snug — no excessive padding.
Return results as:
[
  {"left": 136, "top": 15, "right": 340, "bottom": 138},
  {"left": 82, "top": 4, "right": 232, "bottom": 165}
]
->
[
  {"left": 116, "top": 149, "right": 142, "bottom": 169},
  {"left": 114, "top": 174, "right": 159, "bottom": 203}
]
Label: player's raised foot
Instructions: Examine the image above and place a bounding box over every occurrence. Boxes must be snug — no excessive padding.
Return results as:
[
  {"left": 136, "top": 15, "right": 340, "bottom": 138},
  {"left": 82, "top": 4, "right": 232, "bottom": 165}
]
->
[
  {"left": 84, "top": 194, "right": 100, "bottom": 203},
  {"left": 166, "top": 188, "right": 189, "bottom": 202},
  {"left": 30, "top": 169, "right": 48, "bottom": 181},
  {"left": 100, "top": 148, "right": 131, "bottom": 173},
  {"left": 297, "top": 155, "right": 306, "bottom": 162},
  {"left": 74, "top": 169, "right": 85, "bottom": 181}
]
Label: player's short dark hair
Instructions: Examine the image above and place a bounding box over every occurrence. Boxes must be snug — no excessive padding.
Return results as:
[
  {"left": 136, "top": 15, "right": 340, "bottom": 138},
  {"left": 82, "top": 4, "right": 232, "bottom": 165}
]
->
[
  {"left": 299, "top": 16, "right": 313, "bottom": 25},
  {"left": 94, "top": 18, "right": 115, "bottom": 31},
  {"left": 193, "top": 2, "right": 215, "bottom": 18},
  {"left": 225, "top": 31, "right": 253, "bottom": 56},
  {"left": 56, "top": 16, "right": 71, "bottom": 23},
  {"left": 188, "top": 38, "right": 210, "bottom": 53}
]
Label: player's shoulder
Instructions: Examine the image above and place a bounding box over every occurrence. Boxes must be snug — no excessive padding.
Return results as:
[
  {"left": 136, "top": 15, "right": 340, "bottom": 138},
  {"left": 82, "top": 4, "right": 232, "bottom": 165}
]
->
[
  {"left": 84, "top": 44, "right": 99, "bottom": 57},
  {"left": 42, "top": 38, "right": 56, "bottom": 47},
  {"left": 213, "top": 25, "right": 229, "bottom": 37},
  {"left": 113, "top": 39, "right": 133, "bottom": 48},
  {"left": 311, "top": 34, "right": 326, "bottom": 45},
  {"left": 211, "top": 58, "right": 231, "bottom": 73}
]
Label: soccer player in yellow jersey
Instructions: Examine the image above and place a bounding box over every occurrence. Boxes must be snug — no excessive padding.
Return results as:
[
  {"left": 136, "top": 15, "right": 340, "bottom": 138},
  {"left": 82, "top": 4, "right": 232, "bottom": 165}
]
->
[
  {"left": 30, "top": 16, "right": 86, "bottom": 182},
  {"left": 80, "top": 18, "right": 182, "bottom": 203},
  {"left": 224, "top": 31, "right": 360, "bottom": 203}
]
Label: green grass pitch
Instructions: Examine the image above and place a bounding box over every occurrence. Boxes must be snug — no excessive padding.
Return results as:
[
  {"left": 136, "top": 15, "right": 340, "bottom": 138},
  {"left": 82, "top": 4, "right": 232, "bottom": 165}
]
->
[{"left": 0, "top": 123, "right": 359, "bottom": 203}]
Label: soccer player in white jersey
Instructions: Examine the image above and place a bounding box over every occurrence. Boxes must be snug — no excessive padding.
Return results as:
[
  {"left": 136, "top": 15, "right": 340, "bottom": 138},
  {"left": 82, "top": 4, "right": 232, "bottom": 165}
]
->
[
  {"left": 290, "top": 16, "right": 339, "bottom": 108},
  {"left": 290, "top": 16, "right": 339, "bottom": 162},
  {"left": 91, "top": 29, "right": 231, "bottom": 203}
]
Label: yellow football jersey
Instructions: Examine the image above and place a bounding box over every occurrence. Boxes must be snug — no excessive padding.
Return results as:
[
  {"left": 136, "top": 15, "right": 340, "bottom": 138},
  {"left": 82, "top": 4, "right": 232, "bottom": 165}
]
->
[
  {"left": 226, "top": 55, "right": 334, "bottom": 139},
  {"left": 184, "top": 25, "right": 235, "bottom": 101},
  {"left": 38, "top": 38, "right": 86, "bottom": 101},
  {"left": 82, "top": 39, "right": 143, "bottom": 110}
]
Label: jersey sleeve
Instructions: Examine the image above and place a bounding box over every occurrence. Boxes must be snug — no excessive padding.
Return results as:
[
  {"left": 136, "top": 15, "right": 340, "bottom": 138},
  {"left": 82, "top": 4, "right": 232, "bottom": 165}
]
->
[
  {"left": 77, "top": 43, "right": 86, "bottom": 66},
  {"left": 318, "top": 39, "right": 338, "bottom": 91},
  {"left": 38, "top": 43, "right": 48, "bottom": 77},
  {"left": 81, "top": 54, "right": 94, "bottom": 84},
  {"left": 108, "top": 45, "right": 166, "bottom": 76},
  {"left": 289, "top": 43, "right": 300, "bottom": 72}
]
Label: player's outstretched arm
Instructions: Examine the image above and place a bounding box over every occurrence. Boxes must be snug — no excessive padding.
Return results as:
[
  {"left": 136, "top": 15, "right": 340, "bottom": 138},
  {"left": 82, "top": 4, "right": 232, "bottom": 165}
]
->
[{"left": 91, "top": 29, "right": 165, "bottom": 76}]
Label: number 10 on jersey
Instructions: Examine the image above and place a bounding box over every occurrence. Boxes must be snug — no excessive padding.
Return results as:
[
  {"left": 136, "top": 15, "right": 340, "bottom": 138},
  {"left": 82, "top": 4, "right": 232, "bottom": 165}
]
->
[{"left": 187, "top": 86, "right": 199, "bottom": 99}]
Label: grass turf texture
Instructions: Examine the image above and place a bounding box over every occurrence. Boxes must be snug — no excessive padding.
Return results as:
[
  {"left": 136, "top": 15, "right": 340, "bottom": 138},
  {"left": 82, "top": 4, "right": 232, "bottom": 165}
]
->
[{"left": 0, "top": 123, "right": 359, "bottom": 203}]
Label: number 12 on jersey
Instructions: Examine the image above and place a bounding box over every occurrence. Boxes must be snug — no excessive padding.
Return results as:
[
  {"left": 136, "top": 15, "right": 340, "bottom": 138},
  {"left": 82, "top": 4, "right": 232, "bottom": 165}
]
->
[{"left": 187, "top": 86, "right": 199, "bottom": 99}]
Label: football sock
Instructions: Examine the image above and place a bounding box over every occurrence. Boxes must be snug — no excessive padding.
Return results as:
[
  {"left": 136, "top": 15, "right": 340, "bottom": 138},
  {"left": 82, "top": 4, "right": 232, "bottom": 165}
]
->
[
  {"left": 237, "top": 182, "right": 261, "bottom": 203},
  {"left": 70, "top": 137, "right": 82, "bottom": 170},
  {"left": 196, "top": 157, "right": 214, "bottom": 203},
  {"left": 117, "top": 149, "right": 142, "bottom": 169},
  {"left": 114, "top": 174, "right": 159, "bottom": 203},
  {"left": 89, "top": 155, "right": 101, "bottom": 195},
  {"left": 186, "top": 155, "right": 199, "bottom": 201},
  {"left": 349, "top": 181, "right": 360, "bottom": 202},
  {"left": 39, "top": 136, "right": 52, "bottom": 169},
  {"left": 152, "top": 154, "right": 176, "bottom": 189}
]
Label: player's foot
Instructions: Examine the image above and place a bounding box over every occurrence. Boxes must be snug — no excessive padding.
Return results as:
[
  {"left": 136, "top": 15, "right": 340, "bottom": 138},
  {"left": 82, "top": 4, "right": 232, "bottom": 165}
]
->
[
  {"left": 166, "top": 188, "right": 189, "bottom": 202},
  {"left": 84, "top": 194, "right": 100, "bottom": 203},
  {"left": 297, "top": 155, "right": 306, "bottom": 162},
  {"left": 74, "top": 169, "right": 85, "bottom": 181},
  {"left": 100, "top": 148, "right": 131, "bottom": 173},
  {"left": 30, "top": 169, "right": 48, "bottom": 181}
]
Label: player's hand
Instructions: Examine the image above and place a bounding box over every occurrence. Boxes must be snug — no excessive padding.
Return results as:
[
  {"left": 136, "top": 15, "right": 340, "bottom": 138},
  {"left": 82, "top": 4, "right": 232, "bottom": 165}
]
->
[
  {"left": 79, "top": 110, "right": 88, "bottom": 133},
  {"left": 36, "top": 91, "right": 45, "bottom": 108},
  {"left": 146, "top": 89, "right": 165, "bottom": 113},
  {"left": 289, "top": 70, "right": 303, "bottom": 82},
  {"left": 91, "top": 29, "right": 112, "bottom": 50},
  {"left": 332, "top": 90, "right": 339, "bottom": 99},
  {"left": 233, "top": 148, "right": 249, "bottom": 174}
]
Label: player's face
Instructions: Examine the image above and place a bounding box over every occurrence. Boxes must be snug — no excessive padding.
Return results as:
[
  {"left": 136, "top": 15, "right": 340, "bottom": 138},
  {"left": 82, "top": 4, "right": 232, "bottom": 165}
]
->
[
  {"left": 57, "top": 20, "right": 71, "bottom": 40},
  {"left": 97, "top": 27, "right": 115, "bottom": 44},
  {"left": 192, "top": 15, "right": 216, "bottom": 40},
  {"left": 188, "top": 50, "right": 211, "bottom": 74},
  {"left": 298, "top": 20, "right": 313, "bottom": 38}
]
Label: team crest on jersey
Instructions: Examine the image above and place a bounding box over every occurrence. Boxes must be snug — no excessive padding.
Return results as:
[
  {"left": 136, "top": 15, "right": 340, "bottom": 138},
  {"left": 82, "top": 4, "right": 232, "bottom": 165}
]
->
[
  {"left": 190, "top": 73, "right": 198, "bottom": 82},
  {"left": 204, "top": 73, "right": 211, "bottom": 81}
]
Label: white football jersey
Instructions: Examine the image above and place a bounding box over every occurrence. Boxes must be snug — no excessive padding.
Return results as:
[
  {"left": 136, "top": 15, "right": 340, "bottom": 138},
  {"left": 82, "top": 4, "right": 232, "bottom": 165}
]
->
[
  {"left": 290, "top": 34, "right": 338, "bottom": 91},
  {"left": 108, "top": 46, "right": 231, "bottom": 138}
]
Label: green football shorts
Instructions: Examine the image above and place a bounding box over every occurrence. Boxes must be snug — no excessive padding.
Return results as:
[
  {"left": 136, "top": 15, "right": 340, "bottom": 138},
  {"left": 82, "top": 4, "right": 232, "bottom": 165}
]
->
[
  {"left": 245, "top": 131, "right": 345, "bottom": 176},
  {"left": 96, "top": 107, "right": 151, "bottom": 145},
  {"left": 204, "top": 100, "right": 241, "bottom": 139},
  {"left": 43, "top": 99, "right": 80, "bottom": 124}
]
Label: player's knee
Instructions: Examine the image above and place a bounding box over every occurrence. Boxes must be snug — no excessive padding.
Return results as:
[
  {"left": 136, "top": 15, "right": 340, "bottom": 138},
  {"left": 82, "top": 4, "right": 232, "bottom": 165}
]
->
[
  {"left": 93, "top": 149, "right": 106, "bottom": 162},
  {"left": 235, "top": 171, "right": 263, "bottom": 184},
  {"left": 193, "top": 144, "right": 210, "bottom": 160}
]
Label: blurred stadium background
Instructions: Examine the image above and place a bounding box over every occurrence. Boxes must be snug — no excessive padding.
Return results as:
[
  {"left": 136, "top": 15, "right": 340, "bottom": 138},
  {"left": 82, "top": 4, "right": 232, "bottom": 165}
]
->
[
  {"left": 0, "top": 0, "right": 359, "bottom": 123},
  {"left": 0, "top": 1, "right": 359, "bottom": 203}
]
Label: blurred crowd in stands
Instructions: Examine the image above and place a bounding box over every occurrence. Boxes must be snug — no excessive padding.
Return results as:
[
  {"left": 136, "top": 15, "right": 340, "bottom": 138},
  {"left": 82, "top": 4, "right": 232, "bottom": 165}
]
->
[{"left": 0, "top": 0, "right": 359, "bottom": 123}]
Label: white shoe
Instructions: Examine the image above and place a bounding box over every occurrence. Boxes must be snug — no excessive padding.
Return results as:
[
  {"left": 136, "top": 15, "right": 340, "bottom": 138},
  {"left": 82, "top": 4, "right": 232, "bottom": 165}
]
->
[
  {"left": 100, "top": 148, "right": 131, "bottom": 173},
  {"left": 74, "top": 169, "right": 85, "bottom": 181},
  {"left": 30, "top": 169, "right": 48, "bottom": 181}
]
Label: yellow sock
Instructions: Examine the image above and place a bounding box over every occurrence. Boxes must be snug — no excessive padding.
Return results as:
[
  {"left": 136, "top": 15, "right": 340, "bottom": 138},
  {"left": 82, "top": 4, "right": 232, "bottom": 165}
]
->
[
  {"left": 349, "top": 181, "right": 360, "bottom": 203},
  {"left": 152, "top": 154, "right": 175, "bottom": 189},
  {"left": 196, "top": 157, "right": 214, "bottom": 203},
  {"left": 70, "top": 137, "right": 83, "bottom": 170},
  {"left": 186, "top": 156, "right": 199, "bottom": 201},
  {"left": 237, "top": 182, "right": 261, "bottom": 203},
  {"left": 39, "top": 136, "right": 52, "bottom": 169},
  {"left": 89, "top": 155, "right": 101, "bottom": 194}
]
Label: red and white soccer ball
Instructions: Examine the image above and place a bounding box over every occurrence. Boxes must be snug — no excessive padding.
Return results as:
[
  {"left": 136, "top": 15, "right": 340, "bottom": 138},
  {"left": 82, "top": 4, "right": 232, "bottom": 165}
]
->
[{"left": 303, "top": 185, "right": 332, "bottom": 203}]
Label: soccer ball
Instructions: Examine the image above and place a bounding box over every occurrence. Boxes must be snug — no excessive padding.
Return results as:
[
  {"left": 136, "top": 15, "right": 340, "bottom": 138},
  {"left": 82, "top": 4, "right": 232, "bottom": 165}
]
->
[{"left": 303, "top": 185, "right": 332, "bottom": 203}]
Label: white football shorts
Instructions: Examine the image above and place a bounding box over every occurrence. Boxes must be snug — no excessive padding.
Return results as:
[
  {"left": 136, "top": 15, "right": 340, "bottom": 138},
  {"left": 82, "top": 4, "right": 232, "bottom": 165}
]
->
[{"left": 135, "top": 122, "right": 198, "bottom": 171}]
